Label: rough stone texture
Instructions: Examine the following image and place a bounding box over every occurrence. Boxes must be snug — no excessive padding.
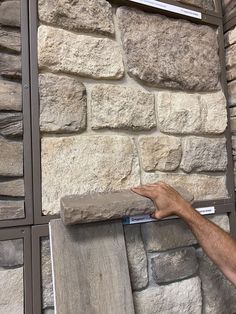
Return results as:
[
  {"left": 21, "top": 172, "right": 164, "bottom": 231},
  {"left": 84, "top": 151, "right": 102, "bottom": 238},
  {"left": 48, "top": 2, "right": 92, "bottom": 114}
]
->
[
  {"left": 0, "top": 80, "right": 22, "bottom": 111},
  {"left": 209, "top": 215, "right": 230, "bottom": 233},
  {"left": 0, "top": 52, "right": 21, "bottom": 78},
  {"left": 231, "top": 116, "right": 236, "bottom": 134},
  {"left": 117, "top": 7, "right": 220, "bottom": 91},
  {"left": 151, "top": 247, "right": 198, "bottom": 284},
  {"left": 0, "top": 239, "right": 23, "bottom": 267},
  {"left": 226, "top": 44, "right": 236, "bottom": 70},
  {"left": 157, "top": 90, "right": 227, "bottom": 135},
  {"left": 0, "top": 1, "right": 21, "bottom": 27},
  {"left": 39, "top": 73, "right": 87, "bottom": 133},
  {"left": 138, "top": 136, "right": 182, "bottom": 171},
  {"left": 0, "top": 267, "right": 24, "bottom": 314},
  {"left": 41, "top": 135, "right": 139, "bottom": 215},
  {"left": 0, "top": 28, "right": 21, "bottom": 52},
  {"left": 0, "top": 137, "right": 23, "bottom": 176},
  {"left": 38, "top": 0, "right": 114, "bottom": 36},
  {"left": 133, "top": 277, "right": 202, "bottom": 314},
  {"left": 176, "top": 0, "right": 214, "bottom": 10},
  {"left": 124, "top": 225, "right": 148, "bottom": 291},
  {"left": 0, "top": 200, "right": 25, "bottom": 220},
  {"left": 225, "top": 26, "right": 236, "bottom": 47},
  {"left": 0, "top": 112, "right": 23, "bottom": 137},
  {"left": 43, "top": 309, "right": 54, "bottom": 314},
  {"left": 91, "top": 84, "right": 156, "bottom": 131},
  {"left": 38, "top": 25, "right": 124, "bottom": 80},
  {"left": 180, "top": 137, "right": 227, "bottom": 173},
  {"left": 228, "top": 80, "right": 236, "bottom": 107},
  {"left": 0, "top": 179, "right": 24, "bottom": 197}
]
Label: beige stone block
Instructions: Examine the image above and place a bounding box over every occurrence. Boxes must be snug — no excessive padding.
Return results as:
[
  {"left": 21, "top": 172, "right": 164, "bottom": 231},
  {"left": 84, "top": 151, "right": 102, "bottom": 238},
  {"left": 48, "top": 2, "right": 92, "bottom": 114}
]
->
[
  {"left": 228, "top": 80, "right": 236, "bottom": 107},
  {"left": 225, "top": 26, "right": 236, "bottom": 47},
  {"left": 0, "top": 137, "right": 23, "bottom": 176},
  {"left": 0, "top": 80, "right": 21, "bottom": 111},
  {"left": 226, "top": 44, "right": 236, "bottom": 69},
  {"left": 0, "top": 28, "right": 21, "bottom": 52}
]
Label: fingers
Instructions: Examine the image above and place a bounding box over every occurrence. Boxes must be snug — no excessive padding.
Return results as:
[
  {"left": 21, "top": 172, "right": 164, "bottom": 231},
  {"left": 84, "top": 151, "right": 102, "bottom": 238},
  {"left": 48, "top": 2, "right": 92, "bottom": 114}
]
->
[{"left": 131, "top": 186, "right": 155, "bottom": 198}]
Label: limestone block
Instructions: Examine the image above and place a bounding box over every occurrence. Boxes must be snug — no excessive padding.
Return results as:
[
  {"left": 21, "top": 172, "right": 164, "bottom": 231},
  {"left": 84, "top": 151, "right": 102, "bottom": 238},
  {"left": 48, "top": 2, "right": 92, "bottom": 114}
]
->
[
  {"left": 41, "top": 135, "right": 139, "bottom": 215},
  {"left": 0, "top": 80, "right": 22, "bottom": 111},
  {"left": 225, "top": 26, "right": 236, "bottom": 47},
  {"left": 157, "top": 90, "right": 227, "bottom": 134},
  {"left": 226, "top": 44, "right": 236, "bottom": 69},
  {"left": 0, "top": 267, "right": 24, "bottom": 314},
  {"left": 0, "top": 1, "right": 20, "bottom": 27},
  {"left": 180, "top": 137, "right": 227, "bottom": 173},
  {"left": 138, "top": 136, "right": 182, "bottom": 171},
  {"left": 151, "top": 247, "right": 198, "bottom": 284},
  {"left": 0, "top": 53, "right": 21, "bottom": 78},
  {"left": 91, "top": 84, "right": 156, "bottom": 131},
  {"left": 0, "top": 112, "right": 23, "bottom": 137},
  {"left": 38, "top": 0, "right": 114, "bottom": 36},
  {"left": 117, "top": 7, "right": 220, "bottom": 91},
  {"left": 231, "top": 116, "right": 236, "bottom": 133},
  {"left": 39, "top": 73, "right": 87, "bottom": 133},
  {"left": 176, "top": 0, "right": 214, "bottom": 10},
  {"left": 227, "top": 67, "right": 236, "bottom": 81},
  {"left": 38, "top": 25, "right": 124, "bottom": 80},
  {"left": 0, "top": 200, "right": 25, "bottom": 220},
  {"left": 0, "top": 137, "right": 23, "bottom": 176},
  {"left": 133, "top": 277, "right": 202, "bottom": 314},
  {"left": 124, "top": 224, "right": 148, "bottom": 291},
  {"left": 0, "top": 178, "right": 24, "bottom": 197},
  {"left": 0, "top": 239, "right": 23, "bottom": 267},
  {"left": 228, "top": 80, "right": 236, "bottom": 107},
  {"left": 0, "top": 28, "right": 21, "bottom": 52}
]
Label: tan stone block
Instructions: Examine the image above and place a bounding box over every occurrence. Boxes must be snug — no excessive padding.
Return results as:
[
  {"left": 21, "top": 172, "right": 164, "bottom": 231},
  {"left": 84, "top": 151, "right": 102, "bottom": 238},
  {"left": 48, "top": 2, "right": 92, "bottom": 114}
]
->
[
  {"left": 0, "top": 80, "right": 21, "bottom": 111},
  {"left": 0, "top": 137, "right": 23, "bottom": 176}
]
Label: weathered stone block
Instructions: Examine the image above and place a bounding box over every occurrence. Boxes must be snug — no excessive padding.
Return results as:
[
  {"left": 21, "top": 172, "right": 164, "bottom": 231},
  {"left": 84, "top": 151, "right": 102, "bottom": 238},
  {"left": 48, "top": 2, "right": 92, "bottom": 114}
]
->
[
  {"left": 180, "top": 137, "right": 227, "bottom": 173},
  {"left": 133, "top": 277, "right": 202, "bottom": 314},
  {"left": 41, "top": 135, "right": 139, "bottom": 215},
  {"left": 138, "top": 136, "right": 182, "bottom": 171},
  {"left": 0, "top": 53, "right": 21, "bottom": 78},
  {"left": 0, "top": 200, "right": 25, "bottom": 220},
  {"left": 38, "top": 0, "right": 114, "bottom": 36},
  {"left": 151, "top": 247, "right": 198, "bottom": 284},
  {"left": 157, "top": 90, "right": 227, "bottom": 134},
  {"left": 0, "top": 137, "right": 23, "bottom": 176},
  {"left": 39, "top": 73, "right": 87, "bottom": 133},
  {"left": 117, "top": 7, "right": 220, "bottom": 91},
  {"left": 0, "top": 28, "right": 21, "bottom": 52},
  {"left": 91, "top": 84, "right": 156, "bottom": 131},
  {"left": 227, "top": 67, "right": 236, "bottom": 81},
  {"left": 0, "top": 178, "right": 24, "bottom": 197},
  {"left": 124, "top": 224, "right": 148, "bottom": 291},
  {"left": 0, "top": 239, "right": 23, "bottom": 267},
  {"left": 228, "top": 80, "right": 236, "bottom": 107},
  {"left": 0, "top": 80, "right": 21, "bottom": 111},
  {"left": 38, "top": 25, "right": 124, "bottom": 80},
  {"left": 0, "top": 1, "right": 20, "bottom": 27},
  {"left": 226, "top": 44, "right": 236, "bottom": 70},
  {"left": 176, "top": 0, "right": 214, "bottom": 10},
  {"left": 225, "top": 26, "right": 236, "bottom": 47},
  {"left": 0, "top": 112, "right": 23, "bottom": 137}
]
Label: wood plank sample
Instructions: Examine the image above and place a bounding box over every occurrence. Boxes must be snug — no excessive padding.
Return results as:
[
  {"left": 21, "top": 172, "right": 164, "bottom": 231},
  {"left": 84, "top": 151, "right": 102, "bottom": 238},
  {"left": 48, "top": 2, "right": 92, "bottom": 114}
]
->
[{"left": 49, "top": 219, "right": 135, "bottom": 314}]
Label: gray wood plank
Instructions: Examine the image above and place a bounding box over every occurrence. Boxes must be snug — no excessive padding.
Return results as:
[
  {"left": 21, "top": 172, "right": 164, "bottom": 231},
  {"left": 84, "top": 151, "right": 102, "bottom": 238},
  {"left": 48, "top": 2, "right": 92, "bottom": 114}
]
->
[{"left": 49, "top": 219, "right": 135, "bottom": 314}]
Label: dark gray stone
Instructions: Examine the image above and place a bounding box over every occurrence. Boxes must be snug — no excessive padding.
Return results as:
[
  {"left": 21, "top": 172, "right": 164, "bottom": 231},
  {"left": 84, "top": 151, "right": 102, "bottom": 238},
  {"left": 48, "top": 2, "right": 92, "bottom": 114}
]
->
[
  {"left": 0, "top": 80, "right": 22, "bottom": 111},
  {"left": 0, "top": 1, "right": 21, "bottom": 27},
  {"left": 0, "top": 137, "right": 23, "bottom": 176},
  {"left": 0, "top": 239, "right": 23, "bottom": 267},
  {"left": 0, "top": 28, "right": 21, "bottom": 53},
  {"left": 175, "top": 0, "right": 214, "bottom": 11},
  {"left": 0, "top": 53, "right": 21, "bottom": 78},
  {"left": 0, "top": 112, "right": 23, "bottom": 137},
  {"left": 0, "top": 178, "right": 24, "bottom": 197},
  {"left": 0, "top": 200, "right": 25, "bottom": 220}
]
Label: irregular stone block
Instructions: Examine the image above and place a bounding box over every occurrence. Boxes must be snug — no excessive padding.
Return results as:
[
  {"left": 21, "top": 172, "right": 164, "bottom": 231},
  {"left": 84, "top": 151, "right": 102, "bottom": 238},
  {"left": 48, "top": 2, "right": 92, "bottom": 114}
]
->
[
  {"left": 0, "top": 239, "right": 23, "bottom": 267},
  {"left": 0, "top": 80, "right": 21, "bottom": 111},
  {"left": 180, "top": 137, "right": 227, "bottom": 173},
  {"left": 138, "top": 135, "right": 181, "bottom": 171},
  {"left": 0, "top": 53, "right": 21, "bottom": 78},
  {"left": 0, "top": 178, "right": 24, "bottom": 197},
  {"left": 226, "top": 44, "right": 236, "bottom": 70},
  {"left": 176, "top": 0, "right": 214, "bottom": 10},
  {"left": 91, "top": 84, "right": 156, "bottom": 131},
  {"left": 0, "top": 200, "right": 25, "bottom": 220},
  {"left": 151, "top": 247, "right": 198, "bottom": 284},
  {"left": 157, "top": 90, "right": 227, "bottom": 135},
  {"left": 41, "top": 135, "right": 139, "bottom": 215},
  {"left": 227, "top": 67, "right": 236, "bottom": 81},
  {"left": 117, "top": 7, "right": 220, "bottom": 91},
  {"left": 0, "top": 1, "right": 20, "bottom": 27},
  {"left": 133, "top": 277, "right": 202, "bottom": 314},
  {"left": 38, "top": 0, "right": 114, "bottom": 36},
  {"left": 0, "top": 112, "right": 23, "bottom": 137},
  {"left": 225, "top": 26, "right": 236, "bottom": 48},
  {"left": 231, "top": 116, "right": 236, "bottom": 134},
  {"left": 0, "top": 28, "right": 21, "bottom": 52},
  {"left": 38, "top": 25, "right": 124, "bottom": 80},
  {"left": 39, "top": 73, "right": 87, "bottom": 133},
  {"left": 0, "top": 137, "right": 23, "bottom": 176},
  {"left": 228, "top": 80, "right": 236, "bottom": 107}
]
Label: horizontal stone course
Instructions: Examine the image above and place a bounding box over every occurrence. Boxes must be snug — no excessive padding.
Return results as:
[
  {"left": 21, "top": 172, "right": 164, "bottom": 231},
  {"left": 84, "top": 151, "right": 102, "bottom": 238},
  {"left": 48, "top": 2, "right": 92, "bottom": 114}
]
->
[
  {"left": 0, "top": 80, "right": 22, "bottom": 111},
  {"left": 0, "top": 1, "right": 20, "bottom": 27},
  {"left": 0, "top": 112, "right": 23, "bottom": 137},
  {"left": 0, "top": 137, "right": 23, "bottom": 176},
  {"left": 0, "top": 200, "right": 25, "bottom": 220},
  {"left": 0, "top": 28, "right": 21, "bottom": 53},
  {"left": 0, "top": 178, "right": 24, "bottom": 197},
  {"left": 0, "top": 239, "right": 23, "bottom": 267},
  {"left": 0, "top": 53, "right": 21, "bottom": 78}
]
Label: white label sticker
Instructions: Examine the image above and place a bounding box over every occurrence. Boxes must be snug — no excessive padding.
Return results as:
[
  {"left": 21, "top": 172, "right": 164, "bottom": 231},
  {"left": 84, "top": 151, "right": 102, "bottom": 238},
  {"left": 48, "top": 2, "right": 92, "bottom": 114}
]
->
[{"left": 196, "top": 206, "right": 215, "bottom": 215}]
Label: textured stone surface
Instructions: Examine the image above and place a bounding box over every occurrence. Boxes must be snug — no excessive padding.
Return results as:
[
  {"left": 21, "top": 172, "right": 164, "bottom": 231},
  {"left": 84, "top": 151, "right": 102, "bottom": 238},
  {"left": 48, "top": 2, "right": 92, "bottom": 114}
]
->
[
  {"left": 133, "top": 277, "right": 202, "bottom": 314},
  {"left": 0, "top": 1, "right": 20, "bottom": 27},
  {"left": 117, "top": 7, "right": 220, "bottom": 91},
  {"left": 0, "top": 137, "right": 23, "bottom": 176},
  {"left": 176, "top": 0, "right": 214, "bottom": 10},
  {"left": 225, "top": 26, "right": 236, "bottom": 47},
  {"left": 38, "top": 25, "right": 124, "bottom": 80},
  {"left": 43, "top": 309, "right": 54, "bottom": 314},
  {"left": 0, "top": 200, "right": 25, "bottom": 220},
  {"left": 0, "top": 267, "right": 24, "bottom": 314},
  {"left": 157, "top": 90, "right": 227, "bottom": 134},
  {"left": 39, "top": 73, "right": 87, "bottom": 133},
  {"left": 226, "top": 44, "right": 236, "bottom": 70},
  {"left": 138, "top": 136, "right": 181, "bottom": 171},
  {"left": 0, "top": 179, "right": 24, "bottom": 197},
  {"left": 41, "top": 135, "right": 139, "bottom": 215},
  {"left": 228, "top": 80, "right": 236, "bottom": 107},
  {"left": 0, "top": 28, "right": 21, "bottom": 52},
  {"left": 180, "top": 137, "right": 227, "bottom": 173},
  {"left": 227, "top": 67, "right": 236, "bottom": 81},
  {"left": 124, "top": 225, "right": 148, "bottom": 291},
  {"left": 209, "top": 215, "right": 230, "bottom": 233},
  {"left": 151, "top": 247, "right": 198, "bottom": 284},
  {"left": 91, "top": 84, "right": 156, "bottom": 131},
  {"left": 0, "top": 112, "right": 23, "bottom": 137},
  {"left": 0, "top": 239, "right": 23, "bottom": 267},
  {"left": 0, "top": 53, "right": 21, "bottom": 78},
  {"left": 38, "top": 0, "right": 114, "bottom": 36},
  {"left": 0, "top": 80, "right": 21, "bottom": 111}
]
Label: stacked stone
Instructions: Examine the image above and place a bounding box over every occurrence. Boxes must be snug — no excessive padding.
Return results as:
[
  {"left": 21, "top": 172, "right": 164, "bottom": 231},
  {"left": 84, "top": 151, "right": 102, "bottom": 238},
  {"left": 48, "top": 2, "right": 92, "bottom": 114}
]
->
[{"left": 0, "top": 0, "right": 24, "bottom": 220}]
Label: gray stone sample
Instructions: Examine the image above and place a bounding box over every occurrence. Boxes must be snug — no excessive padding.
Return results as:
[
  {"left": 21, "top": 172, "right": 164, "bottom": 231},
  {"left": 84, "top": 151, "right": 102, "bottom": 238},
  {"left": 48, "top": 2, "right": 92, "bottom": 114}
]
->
[
  {"left": 0, "top": 137, "right": 23, "bottom": 176},
  {"left": 39, "top": 73, "right": 87, "bottom": 133},
  {"left": 228, "top": 80, "right": 236, "bottom": 107},
  {"left": 0, "top": 239, "right": 23, "bottom": 267},
  {"left": 0, "top": 112, "right": 23, "bottom": 137},
  {"left": 0, "top": 200, "right": 25, "bottom": 220},
  {"left": 0, "top": 28, "right": 21, "bottom": 52},
  {"left": 38, "top": 0, "right": 114, "bottom": 36},
  {"left": 0, "top": 1, "right": 21, "bottom": 27},
  {"left": 38, "top": 25, "right": 124, "bottom": 80},
  {"left": 0, "top": 178, "right": 24, "bottom": 197},
  {"left": 226, "top": 44, "right": 236, "bottom": 70},
  {"left": 91, "top": 84, "right": 156, "bottom": 131},
  {"left": 0, "top": 80, "right": 22, "bottom": 111},
  {"left": 225, "top": 26, "right": 236, "bottom": 48},
  {"left": 151, "top": 247, "right": 198, "bottom": 284},
  {"left": 0, "top": 53, "right": 21, "bottom": 78},
  {"left": 176, "top": 0, "right": 214, "bottom": 11},
  {"left": 133, "top": 277, "right": 202, "bottom": 314},
  {"left": 117, "top": 7, "right": 220, "bottom": 91}
]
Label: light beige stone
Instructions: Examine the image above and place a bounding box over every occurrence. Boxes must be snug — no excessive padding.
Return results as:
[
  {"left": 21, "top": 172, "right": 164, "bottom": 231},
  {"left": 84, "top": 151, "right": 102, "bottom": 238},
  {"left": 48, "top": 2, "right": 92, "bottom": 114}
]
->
[
  {"left": 0, "top": 80, "right": 21, "bottom": 111},
  {"left": 226, "top": 44, "right": 236, "bottom": 69},
  {"left": 231, "top": 116, "right": 236, "bottom": 133},
  {"left": 91, "top": 84, "right": 156, "bottom": 131},
  {"left": 228, "top": 80, "right": 236, "bottom": 107},
  {"left": 0, "top": 137, "right": 23, "bottom": 176},
  {"left": 38, "top": 25, "right": 124, "bottom": 80},
  {"left": 0, "top": 179, "right": 24, "bottom": 197},
  {"left": 225, "top": 26, "right": 236, "bottom": 47},
  {"left": 227, "top": 67, "right": 236, "bottom": 81}
]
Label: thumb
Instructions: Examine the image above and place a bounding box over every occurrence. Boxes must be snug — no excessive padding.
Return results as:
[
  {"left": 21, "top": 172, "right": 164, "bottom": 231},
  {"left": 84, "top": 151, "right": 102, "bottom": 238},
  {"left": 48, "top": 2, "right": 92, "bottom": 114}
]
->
[{"left": 151, "top": 210, "right": 166, "bottom": 220}]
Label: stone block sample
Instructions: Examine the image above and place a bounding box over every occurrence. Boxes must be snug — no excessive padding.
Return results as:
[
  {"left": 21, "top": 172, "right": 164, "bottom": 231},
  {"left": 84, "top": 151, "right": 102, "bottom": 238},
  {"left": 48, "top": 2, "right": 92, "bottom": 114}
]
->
[
  {"left": 0, "top": 80, "right": 22, "bottom": 111},
  {"left": 176, "top": 0, "right": 214, "bottom": 10},
  {"left": 138, "top": 135, "right": 182, "bottom": 171},
  {"left": 91, "top": 84, "right": 156, "bottom": 131},
  {"left": 0, "top": 200, "right": 25, "bottom": 220},
  {"left": 0, "top": 239, "right": 23, "bottom": 267},
  {"left": 228, "top": 80, "right": 236, "bottom": 107},
  {"left": 180, "top": 137, "right": 227, "bottom": 173},
  {"left": 41, "top": 135, "right": 139, "bottom": 215},
  {"left": 226, "top": 44, "right": 236, "bottom": 70},
  {"left": 0, "top": 137, "right": 23, "bottom": 176},
  {"left": 38, "top": 25, "right": 124, "bottom": 80},
  {"left": 133, "top": 277, "right": 202, "bottom": 314},
  {"left": 0, "top": 28, "right": 21, "bottom": 52},
  {"left": 0, "top": 267, "right": 24, "bottom": 314},
  {"left": 227, "top": 67, "right": 236, "bottom": 82},
  {"left": 0, "top": 178, "right": 24, "bottom": 197},
  {"left": 0, "top": 112, "right": 23, "bottom": 137},
  {"left": 117, "top": 7, "right": 220, "bottom": 91},
  {"left": 225, "top": 26, "right": 236, "bottom": 48},
  {"left": 38, "top": 0, "right": 114, "bottom": 36},
  {"left": 151, "top": 247, "right": 198, "bottom": 284},
  {"left": 0, "top": 53, "right": 21, "bottom": 78},
  {"left": 39, "top": 73, "right": 87, "bottom": 133},
  {"left": 0, "top": 1, "right": 21, "bottom": 27},
  {"left": 157, "top": 90, "right": 227, "bottom": 134}
]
